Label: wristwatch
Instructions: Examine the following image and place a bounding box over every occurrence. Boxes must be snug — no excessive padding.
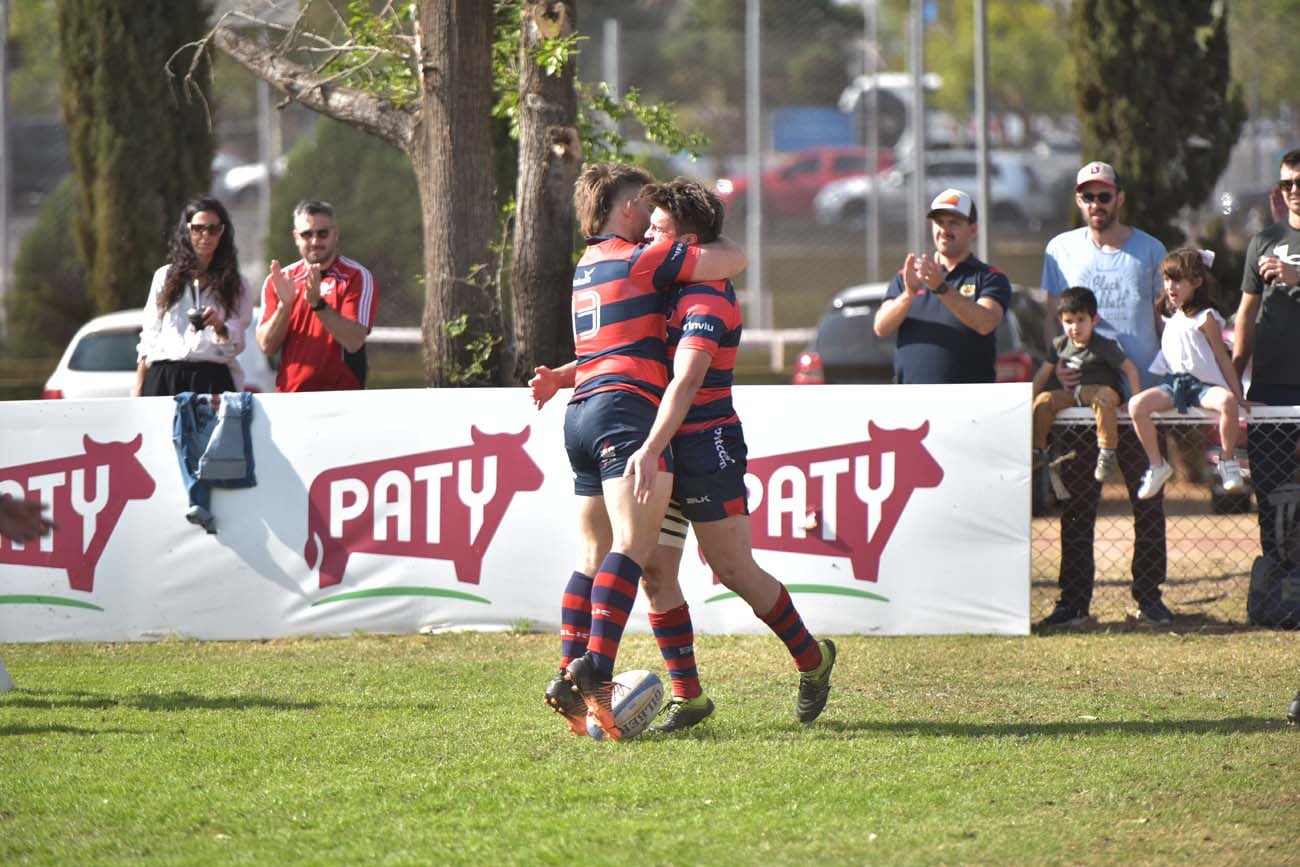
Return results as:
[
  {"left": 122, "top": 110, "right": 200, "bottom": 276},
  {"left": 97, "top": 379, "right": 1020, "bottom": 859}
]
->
[
  {"left": 930, "top": 281, "right": 949, "bottom": 295},
  {"left": 310, "top": 297, "right": 327, "bottom": 312}
]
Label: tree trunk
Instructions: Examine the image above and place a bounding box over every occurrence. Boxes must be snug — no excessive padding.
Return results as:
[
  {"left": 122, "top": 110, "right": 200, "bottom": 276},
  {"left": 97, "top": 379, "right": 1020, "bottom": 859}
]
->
[
  {"left": 507, "top": 1, "right": 582, "bottom": 382},
  {"left": 413, "top": 1, "right": 498, "bottom": 386}
]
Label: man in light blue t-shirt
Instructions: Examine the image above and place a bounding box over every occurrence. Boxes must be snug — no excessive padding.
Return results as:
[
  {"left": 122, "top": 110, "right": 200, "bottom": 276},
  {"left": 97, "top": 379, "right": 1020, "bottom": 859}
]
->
[{"left": 1037, "top": 161, "right": 1170, "bottom": 630}]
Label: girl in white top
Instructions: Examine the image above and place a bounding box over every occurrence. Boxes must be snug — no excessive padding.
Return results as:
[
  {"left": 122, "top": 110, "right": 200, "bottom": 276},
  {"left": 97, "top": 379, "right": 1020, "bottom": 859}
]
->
[
  {"left": 1128, "top": 248, "right": 1244, "bottom": 499},
  {"left": 133, "top": 196, "right": 253, "bottom": 396}
]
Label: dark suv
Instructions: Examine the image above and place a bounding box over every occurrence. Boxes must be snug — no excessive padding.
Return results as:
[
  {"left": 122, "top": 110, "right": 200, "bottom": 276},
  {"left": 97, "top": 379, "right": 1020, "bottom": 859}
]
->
[{"left": 791, "top": 281, "right": 1040, "bottom": 384}]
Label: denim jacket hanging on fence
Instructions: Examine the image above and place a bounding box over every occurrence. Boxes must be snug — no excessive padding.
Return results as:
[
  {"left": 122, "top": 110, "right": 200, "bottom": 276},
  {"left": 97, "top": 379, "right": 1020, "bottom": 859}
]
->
[{"left": 172, "top": 391, "right": 256, "bottom": 533}]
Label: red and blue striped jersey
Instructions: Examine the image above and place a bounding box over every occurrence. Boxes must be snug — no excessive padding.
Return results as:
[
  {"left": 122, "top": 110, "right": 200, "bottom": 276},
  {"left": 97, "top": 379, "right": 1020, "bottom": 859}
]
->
[
  {"left": 667, "top": 279, "right": 742, "bottom": 434},
  {"left": 571, "top": 236, "right": 700, "bottom": 405}
]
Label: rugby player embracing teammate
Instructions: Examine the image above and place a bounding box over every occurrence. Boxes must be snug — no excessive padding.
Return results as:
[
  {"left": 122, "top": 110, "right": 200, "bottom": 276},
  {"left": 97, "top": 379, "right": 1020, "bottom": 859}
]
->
[
  {"left": 629, "top": 179, "right": 835, "bottom": 732},
  {"left": 530, "top": 163, "right": 746, "bottom": 739}
]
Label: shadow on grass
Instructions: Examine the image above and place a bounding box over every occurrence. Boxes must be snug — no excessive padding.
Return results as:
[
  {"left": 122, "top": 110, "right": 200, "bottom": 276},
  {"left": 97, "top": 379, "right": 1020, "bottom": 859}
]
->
[
  {"left": 1, "top": 724, "right": 152, "bottom": 737},
  {"left": 812, "top": 715, "right": 1283, "bottom": 738},
  {"left": 1, "top": 688, "right": 320, "bottom": 712},
  {"left": 1032, "top": 613, "right": 1292, "bottom": 635}
]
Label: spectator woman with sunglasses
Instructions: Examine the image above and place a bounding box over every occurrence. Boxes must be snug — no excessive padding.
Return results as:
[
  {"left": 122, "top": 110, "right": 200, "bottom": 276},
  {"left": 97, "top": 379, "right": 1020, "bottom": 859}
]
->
[{"left": 133, "top": 196, "right": 252, "bottom": 396}]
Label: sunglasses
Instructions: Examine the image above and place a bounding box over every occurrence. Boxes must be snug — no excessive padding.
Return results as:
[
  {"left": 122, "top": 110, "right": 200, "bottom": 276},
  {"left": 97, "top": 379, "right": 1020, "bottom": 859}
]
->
[
  {"left": 296, "top": 228, "right": 333, "bottom": 241},
  {"left": 1278, "top": 179, "right": 1300, "bottom": 193},
  {"left": 188, "top": 222, "right": 224, "bottom": 236},
  {"left": 1078, "top": 191, "right": 1114, "bottom": 205}
]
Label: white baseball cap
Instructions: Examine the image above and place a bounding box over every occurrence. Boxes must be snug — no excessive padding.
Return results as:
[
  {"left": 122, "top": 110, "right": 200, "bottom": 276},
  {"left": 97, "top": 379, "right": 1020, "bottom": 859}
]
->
[
  {"left": 926, "top": 188, "right": 974, "bottom": 220},
  {"left": 1075, "top": 161, "right": 1119, "bottom": 190}
]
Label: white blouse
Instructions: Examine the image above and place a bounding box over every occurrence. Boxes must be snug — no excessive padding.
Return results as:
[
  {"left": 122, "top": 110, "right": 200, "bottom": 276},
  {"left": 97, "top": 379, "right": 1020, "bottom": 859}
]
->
[
  {"left": 1148, "top": 307, "right": 1229, "bottom": 389},
  {"left": 136, "top": 265, "right": 252, "bottom": 370}
]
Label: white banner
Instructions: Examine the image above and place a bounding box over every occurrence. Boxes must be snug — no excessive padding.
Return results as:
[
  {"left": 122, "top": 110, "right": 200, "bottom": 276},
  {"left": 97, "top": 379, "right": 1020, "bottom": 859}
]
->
[{"left": 0, "top": 384, "right": 1030, "bottom": 641}]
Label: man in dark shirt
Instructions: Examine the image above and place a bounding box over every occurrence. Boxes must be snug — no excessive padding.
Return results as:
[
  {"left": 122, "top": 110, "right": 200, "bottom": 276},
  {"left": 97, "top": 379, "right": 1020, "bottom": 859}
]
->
[
  {"left": 1234, "top": 149, "right": 1300, "bottom": 629},
  {"left": 873, "top": 188, "right": 1012, "bottom": 383}
]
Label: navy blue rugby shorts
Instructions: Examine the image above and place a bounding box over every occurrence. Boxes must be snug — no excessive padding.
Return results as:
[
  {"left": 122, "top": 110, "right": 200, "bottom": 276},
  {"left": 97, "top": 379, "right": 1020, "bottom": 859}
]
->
[
  {"left": 670, "top": 422, "right": 750, "bottom": 523},
  {"left": 564, "top": 390, "right": 674, "bottom": 496}
]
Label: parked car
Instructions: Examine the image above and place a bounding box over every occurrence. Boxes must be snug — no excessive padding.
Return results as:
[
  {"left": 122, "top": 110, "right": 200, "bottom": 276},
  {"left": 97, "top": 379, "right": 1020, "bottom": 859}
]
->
[
  {"left": 813, "top": 149, "right": 1057, "bottom": 229},
  {"left": 714, "top": 145, "right": 893, "bottom": 220},
  {"left": 41, "top": 310, "right": 277, "bottom": 399},
  {"left": 791, "top": 281, "right": 1037, "bottom": 385},
  {"left": 213, "top": 155, "right": 289, "bottom": 204}
]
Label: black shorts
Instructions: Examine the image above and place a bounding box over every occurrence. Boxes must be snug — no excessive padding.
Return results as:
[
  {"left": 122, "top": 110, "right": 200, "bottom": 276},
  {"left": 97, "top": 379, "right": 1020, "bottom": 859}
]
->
[
  {"left": 670, "top": 423, "right": 750, "bottom": 523},
  {"left": 564, "top": 390, "right": 675, "bottom": 496},
  {"left": 142, "top": 360, "right": 235, "bottom": 397}
]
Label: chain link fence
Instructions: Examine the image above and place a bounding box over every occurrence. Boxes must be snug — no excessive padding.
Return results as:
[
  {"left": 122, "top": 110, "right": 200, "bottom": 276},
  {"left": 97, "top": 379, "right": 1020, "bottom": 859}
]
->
[{"left": 1034, "top": 407, "right": 1300, "bottom": 628}]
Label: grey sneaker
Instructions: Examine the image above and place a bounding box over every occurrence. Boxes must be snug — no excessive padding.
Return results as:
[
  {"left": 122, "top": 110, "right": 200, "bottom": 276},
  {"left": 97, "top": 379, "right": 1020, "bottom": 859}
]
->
[
  {"left": 796, "top": 639, "right": 837, "bottom": 723},
  {"left": 646, "top": 695, "right": 715, "bottom": 734},
  {"left": 1094, "top": 448, "right": 1118, "bottom": 483}
]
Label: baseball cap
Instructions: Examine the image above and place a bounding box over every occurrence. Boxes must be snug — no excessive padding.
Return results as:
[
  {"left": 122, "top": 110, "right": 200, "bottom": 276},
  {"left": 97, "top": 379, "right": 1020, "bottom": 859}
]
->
[
  {"left": 1075, "top": 161, "right": 1119, "bottom": 190},
  {"left": 926, "top": 188, "right": 974, "bottom": 220}
]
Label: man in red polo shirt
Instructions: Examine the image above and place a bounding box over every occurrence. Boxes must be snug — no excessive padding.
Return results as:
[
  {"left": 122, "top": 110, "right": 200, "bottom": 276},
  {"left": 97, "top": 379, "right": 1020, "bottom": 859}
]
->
[{"left": 257, "top": 200, "right": 377, "bottom": 391}]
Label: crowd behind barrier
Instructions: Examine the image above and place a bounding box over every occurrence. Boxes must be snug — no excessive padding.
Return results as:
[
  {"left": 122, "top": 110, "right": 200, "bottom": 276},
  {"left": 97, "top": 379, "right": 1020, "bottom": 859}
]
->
[{"left": 1035, "top": 406, "right": 1300, "bottom": 627}]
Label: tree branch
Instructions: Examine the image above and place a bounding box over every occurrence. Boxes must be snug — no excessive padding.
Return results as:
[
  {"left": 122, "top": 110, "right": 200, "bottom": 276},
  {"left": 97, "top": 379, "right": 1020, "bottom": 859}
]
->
[{"left": 211, "top": 18, "right": 417, "bottom": 153}]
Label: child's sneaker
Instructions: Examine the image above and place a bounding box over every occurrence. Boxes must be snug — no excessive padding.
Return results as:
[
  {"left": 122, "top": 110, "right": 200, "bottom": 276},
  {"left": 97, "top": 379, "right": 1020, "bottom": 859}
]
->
[
  {"left": 1094, "top": 448, "right": 1118, "bottom": 483},
  {"left": 1220, "top": 459, "right": 1245, "bottom": 493},
  {"left": 1137, "top": 462, "right": 1173, "bottom": 499}
]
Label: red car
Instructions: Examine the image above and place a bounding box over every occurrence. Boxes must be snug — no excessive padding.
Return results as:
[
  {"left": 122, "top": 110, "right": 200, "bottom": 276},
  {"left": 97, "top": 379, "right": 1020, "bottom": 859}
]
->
[{"left": 715, "top": 146, "right": 892, "bottom": 219}]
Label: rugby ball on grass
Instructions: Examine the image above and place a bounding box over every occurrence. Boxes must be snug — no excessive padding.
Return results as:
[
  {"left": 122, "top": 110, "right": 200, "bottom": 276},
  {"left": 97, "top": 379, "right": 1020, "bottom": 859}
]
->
[{"left": 586, "top": 669, "right": 664, "bottom": 741}]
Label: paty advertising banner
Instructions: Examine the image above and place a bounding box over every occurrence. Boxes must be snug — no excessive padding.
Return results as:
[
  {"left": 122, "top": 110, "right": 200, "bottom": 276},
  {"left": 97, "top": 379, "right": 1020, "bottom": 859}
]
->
[{"left": 0, "top": 384, "right": 1030, "bottom": 641}]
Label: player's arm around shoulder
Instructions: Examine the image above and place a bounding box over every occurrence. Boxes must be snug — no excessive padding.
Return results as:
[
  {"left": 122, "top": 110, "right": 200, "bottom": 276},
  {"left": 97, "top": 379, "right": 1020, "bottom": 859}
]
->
[{"left": 688, "top": 236, "right": 747, "bottom": 282}]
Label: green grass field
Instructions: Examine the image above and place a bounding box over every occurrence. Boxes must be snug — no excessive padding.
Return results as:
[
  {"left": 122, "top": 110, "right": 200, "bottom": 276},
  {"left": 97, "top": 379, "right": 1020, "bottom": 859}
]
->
[{"left": 2, "top": 632, "right": 1297, "bottom": 865}]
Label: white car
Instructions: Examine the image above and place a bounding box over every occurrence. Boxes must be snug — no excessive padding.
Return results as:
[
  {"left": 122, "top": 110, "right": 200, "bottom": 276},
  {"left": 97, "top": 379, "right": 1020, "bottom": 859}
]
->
[
  {"left": 813, "top": 149, "right": 1060, "bottom": 229},
  {"left": 41, "top": 309, "right": 277, "bottom": 399}
]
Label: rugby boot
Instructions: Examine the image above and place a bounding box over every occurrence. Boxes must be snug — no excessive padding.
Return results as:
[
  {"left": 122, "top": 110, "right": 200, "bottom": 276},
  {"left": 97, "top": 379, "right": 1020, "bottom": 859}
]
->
[
  {"left": 544, "top": 668, "right": 588, "bottom": 736},
  {"left": 646, "top": 695, "right": 715, "bottom": 734},
  {"left": 564, "top": 653, "right": 622, "bottom": 740},
  {"left": 796, "top": 638, "right": 837, "bottom": 723}
]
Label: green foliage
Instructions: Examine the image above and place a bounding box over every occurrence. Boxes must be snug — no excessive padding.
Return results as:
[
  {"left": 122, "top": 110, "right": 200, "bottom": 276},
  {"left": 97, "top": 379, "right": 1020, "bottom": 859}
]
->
[
  {"left": 1070, "top": 0, "right": 1245, "bottom": 245},
  {"left": 927, "top": 0, "right": 1074, "bottom": 121},
  {"left": 56, "top": 0, "right": 214, "bottom": 314},
  {"left": 318, "top": 1, "right": 419, "bottom": 106},
  {"left": 442, "top": 312, "right": 503, "bottom": 385},
  {"left": 2, "top": 633, "right": 1298, "bottom": 863},
  {"left": 3, "top": 176, "right": 90, "bottom": 359},
  {"left": 7, "top": 0, "right": 62, "bottom": 116},
  {"left": 646, "top": 0, "right": 865, "bottom": 137},
  {"left": 1229, "top": 0, "right": 1300, "bottom": 116},
  {"left": 492, "top": 0, "right": 707, "bottom": 166},
  {"left": 268, "top": 119, "right": 424, "bottom": 324}
]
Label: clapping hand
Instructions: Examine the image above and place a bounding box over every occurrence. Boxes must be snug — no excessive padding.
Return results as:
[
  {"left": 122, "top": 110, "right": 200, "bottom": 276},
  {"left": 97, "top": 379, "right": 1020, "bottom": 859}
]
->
[{"left": 268, "top": 260, "right": 297, "bottom": 306}]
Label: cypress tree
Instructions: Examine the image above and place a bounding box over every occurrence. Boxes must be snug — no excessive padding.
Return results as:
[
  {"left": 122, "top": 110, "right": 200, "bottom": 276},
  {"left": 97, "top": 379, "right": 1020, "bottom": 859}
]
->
[
  {"left": 1070, "top": 0, "right": 1245, "bottom": 245},
  {"left": 57, "top": 0, "right": 213, "bottom": 314}
]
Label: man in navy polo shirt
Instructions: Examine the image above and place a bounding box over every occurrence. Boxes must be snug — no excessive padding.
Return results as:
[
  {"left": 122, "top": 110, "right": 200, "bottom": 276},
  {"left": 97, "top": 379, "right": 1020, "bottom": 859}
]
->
[{"left": 873, "top": 188, "right": 1012, "bottom": 383}]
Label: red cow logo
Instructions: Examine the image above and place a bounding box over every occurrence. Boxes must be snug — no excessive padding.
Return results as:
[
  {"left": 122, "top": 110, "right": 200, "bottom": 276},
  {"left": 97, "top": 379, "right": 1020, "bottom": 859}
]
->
[
  {"left": 0, "top": 435, "right": 156, "bottom": 592},
  {"left": 743, "top": 421, "right": 943, "bottom": 581},
  {"left": 303, "top": 427, "right": 544, "bottom": 588}
]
